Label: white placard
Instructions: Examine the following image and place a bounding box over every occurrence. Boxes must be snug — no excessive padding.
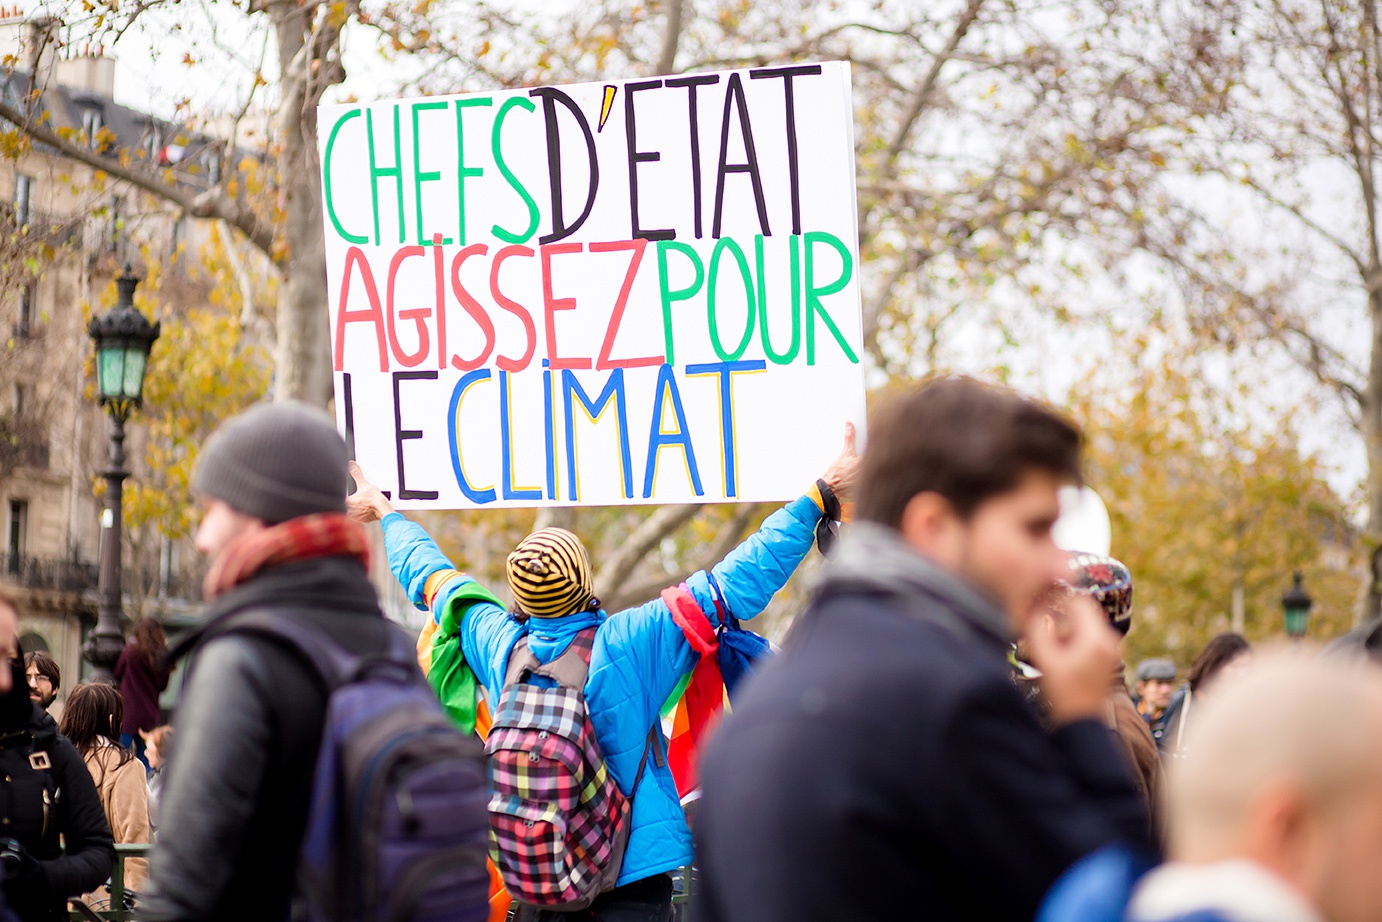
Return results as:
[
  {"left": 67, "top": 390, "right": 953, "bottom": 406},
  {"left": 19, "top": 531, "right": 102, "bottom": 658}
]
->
[{"left": 319, "top": 63, "right": 865, "bottom": 508}]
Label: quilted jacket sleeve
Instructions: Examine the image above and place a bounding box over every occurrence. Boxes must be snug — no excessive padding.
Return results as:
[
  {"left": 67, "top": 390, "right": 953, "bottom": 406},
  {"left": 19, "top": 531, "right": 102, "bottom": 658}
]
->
[
  {"left": 380, "top": 512, "right": 519, "bottom": 697},
  {"left": 590, "top": 494, "right": 823, "bottom": 742}
]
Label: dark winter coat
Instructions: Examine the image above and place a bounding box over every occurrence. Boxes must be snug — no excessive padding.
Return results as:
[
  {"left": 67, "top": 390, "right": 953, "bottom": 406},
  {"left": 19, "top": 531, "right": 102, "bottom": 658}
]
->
[
  {"left": 113, "top": 645, "right": 171, "bottom": 737},
  {"left": 0, "top": 704, "right": 115, "bottom": 922},
  {"left": 693, "top": 524, "right": 1154, "bottom": 922},
  {"left": 140, "top": 556, "right": 398, "bottom": 922}
]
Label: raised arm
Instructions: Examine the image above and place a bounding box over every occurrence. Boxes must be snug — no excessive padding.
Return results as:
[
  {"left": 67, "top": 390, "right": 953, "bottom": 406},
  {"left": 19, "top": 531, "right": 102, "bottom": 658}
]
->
[
  {"left": 348, "top": 462, "right": 518, "bottom": 697},
  {"left": 591, "top": 425, "right": 860, "bottom": 719}
]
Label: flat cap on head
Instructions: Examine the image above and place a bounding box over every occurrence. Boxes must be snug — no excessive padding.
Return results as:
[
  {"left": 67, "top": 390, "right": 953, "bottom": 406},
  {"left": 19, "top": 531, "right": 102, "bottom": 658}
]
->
[{"left": 1136, "top": 658, "right": 1177, "bottom": 683}]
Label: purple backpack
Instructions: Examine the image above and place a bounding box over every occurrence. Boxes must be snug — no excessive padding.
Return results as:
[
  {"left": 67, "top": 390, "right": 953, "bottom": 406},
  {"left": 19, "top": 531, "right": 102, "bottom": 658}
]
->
[{"left": 228, "top": 611, "right": 490, "bottom": 922}]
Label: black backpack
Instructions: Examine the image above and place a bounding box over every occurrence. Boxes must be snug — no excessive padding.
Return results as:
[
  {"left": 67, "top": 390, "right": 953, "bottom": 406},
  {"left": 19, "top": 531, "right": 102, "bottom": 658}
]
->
[{"left": 226, "top": 611, "right": 490, "bottom": 922}]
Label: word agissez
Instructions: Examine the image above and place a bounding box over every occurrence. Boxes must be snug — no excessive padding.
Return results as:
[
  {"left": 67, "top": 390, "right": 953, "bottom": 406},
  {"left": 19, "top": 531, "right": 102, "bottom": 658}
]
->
[{"left": 332, "top": 232, "right": 860, "bottom": 374}]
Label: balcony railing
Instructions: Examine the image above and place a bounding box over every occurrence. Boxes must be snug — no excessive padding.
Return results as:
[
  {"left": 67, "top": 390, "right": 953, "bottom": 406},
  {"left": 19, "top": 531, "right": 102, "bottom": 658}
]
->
[{"left": 0, "top": 551, "right": 98, "bottom": 593}]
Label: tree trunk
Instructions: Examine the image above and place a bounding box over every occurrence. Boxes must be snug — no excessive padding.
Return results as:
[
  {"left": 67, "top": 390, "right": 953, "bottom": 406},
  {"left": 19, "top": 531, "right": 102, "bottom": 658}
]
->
[
  {"left": 1364, "top": 281, "right": 1382, "bottom": 623},
  {"left": 270, "top": 5, "right": 335, "bottom": 406}
]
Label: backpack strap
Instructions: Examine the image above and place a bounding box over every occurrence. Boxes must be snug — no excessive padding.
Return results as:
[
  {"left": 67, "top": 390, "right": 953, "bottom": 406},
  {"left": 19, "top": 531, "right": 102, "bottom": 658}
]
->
[
  {"left": 502, "top": 626, "right": 598, "bottom": 690},
  {"left": 213, "top": 608, "right": 419, "bottom": 692}
]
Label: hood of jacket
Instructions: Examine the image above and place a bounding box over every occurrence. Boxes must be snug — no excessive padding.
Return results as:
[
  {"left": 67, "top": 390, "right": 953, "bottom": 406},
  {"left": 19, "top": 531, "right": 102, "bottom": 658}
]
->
[
  {"left": 1127, "top": 860, "right": 1322, "bottom": 922},
  {"left": 816, "top": 521, "right": 1014, "bottom": 654}
]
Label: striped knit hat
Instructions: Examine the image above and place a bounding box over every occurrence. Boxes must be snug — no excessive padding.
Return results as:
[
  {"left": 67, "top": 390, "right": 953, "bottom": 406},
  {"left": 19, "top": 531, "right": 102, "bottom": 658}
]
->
[{"left": 506, "top": 527, "right": 596, "bottom": 618}]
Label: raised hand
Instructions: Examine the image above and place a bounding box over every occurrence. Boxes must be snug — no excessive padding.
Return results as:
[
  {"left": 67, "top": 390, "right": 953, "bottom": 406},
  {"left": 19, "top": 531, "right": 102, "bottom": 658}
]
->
[
  {"left": 346, "top": 460, "right": 395, "bottom": 524},
  {"left": 820, "top": 421, "right": 860, "bottom": 503}
]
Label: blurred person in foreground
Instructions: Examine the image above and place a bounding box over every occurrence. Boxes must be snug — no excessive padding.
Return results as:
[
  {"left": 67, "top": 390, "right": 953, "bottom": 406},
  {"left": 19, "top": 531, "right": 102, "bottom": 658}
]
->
[
  {"left": 141, "top": 402, "right": 406, "bottom": 922},
  {"left": 693, "top": 377, "right": 1153, "bottom": 922},
  {"left": 1127, "top": 652, "right": 1382, "bottom": 922}
]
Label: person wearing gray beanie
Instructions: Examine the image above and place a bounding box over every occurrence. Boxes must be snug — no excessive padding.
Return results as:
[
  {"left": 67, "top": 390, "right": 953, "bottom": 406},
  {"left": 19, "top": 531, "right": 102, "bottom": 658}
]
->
[
  {"left": 145, "top": 401, "right": 426, "bottom": 922},
  {"left": 192, "top": 400, "right": 350, "bottom": 525}
]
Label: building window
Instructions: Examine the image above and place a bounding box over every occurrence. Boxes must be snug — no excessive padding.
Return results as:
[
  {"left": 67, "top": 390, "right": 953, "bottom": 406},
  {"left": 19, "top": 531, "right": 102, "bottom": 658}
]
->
[
  {"left": 15, "top": 281, "right": 34, "bottom": 339},
  {"left": 5, "top": 499, "right": 26, "bottom": 573},
  {"left": 13, "top": 173, "right": 31, "bottom": 226},
  {"left": 81, "top": 108, "right": 103, "bottom": 149}
]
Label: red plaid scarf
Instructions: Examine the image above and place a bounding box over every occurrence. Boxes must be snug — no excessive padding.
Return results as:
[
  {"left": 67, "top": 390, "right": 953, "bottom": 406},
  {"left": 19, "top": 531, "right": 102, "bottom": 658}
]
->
[{"left": 203, "top": 513, "right": 371, "bottom": 601}]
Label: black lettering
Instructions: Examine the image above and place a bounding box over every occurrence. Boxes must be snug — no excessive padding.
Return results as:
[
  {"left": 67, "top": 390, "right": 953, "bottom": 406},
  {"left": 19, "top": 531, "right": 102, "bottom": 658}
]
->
[
  {"left": 625, "top": 79, "right": 674, "bottom": 241},
  {"left": 343, "top": 372, "right": 357, "bottom": 496},
  {"left": 530, "top": 87, "right": 600, "bottom": 244},
  {"left": 712, "top": 73, "right": 770, "bottom": 238},
  {"left": 750, "top": 65, "right": 822, "bottom": 236},
  {"left": 667, "top": 75, "right": 720, "bottom": 239},
  {"left": 393, "top": 370, "right": 440, "bottom": 500}
]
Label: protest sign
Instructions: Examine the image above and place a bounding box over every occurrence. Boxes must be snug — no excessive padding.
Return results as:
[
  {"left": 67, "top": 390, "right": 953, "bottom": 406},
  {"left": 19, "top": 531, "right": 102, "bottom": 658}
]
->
[{"left": 319, "top": 62, "right": 865, "bottom": 508}]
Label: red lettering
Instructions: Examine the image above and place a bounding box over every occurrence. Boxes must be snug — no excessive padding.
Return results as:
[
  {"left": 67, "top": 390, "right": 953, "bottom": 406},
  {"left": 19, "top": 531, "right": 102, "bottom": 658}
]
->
[
  {"left": 386, "top": 246, "right": 431, "bottom": 368},
  {"left": 541, "top": 242, "right": 589, "bottom": 370},
  {"left": 491, "top": 245, "right": 537, "bottom": 373},
  {"left": 591, "top": 239, "right": 661, "bottom": 369},
  {"left": 334, "top": 247, "right": 389, "bottom": 371},
  {"left": 433, "top": 233, "right": 447, "bottom": 370},
  {"left": 449, "top": 244, "right": 496, "bottom": 371}
]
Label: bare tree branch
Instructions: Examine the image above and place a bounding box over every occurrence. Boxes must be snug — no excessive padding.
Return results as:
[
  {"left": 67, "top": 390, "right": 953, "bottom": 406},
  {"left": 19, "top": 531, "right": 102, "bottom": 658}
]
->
[
  {"left": 595, "top": 503, "right": 701, "bottom": 601},
  {"left": 0, "top": 99, "right": 278, "bottom": 259},
  {"left": 605, "top": 503, "right": 762, "bottom": 611}
]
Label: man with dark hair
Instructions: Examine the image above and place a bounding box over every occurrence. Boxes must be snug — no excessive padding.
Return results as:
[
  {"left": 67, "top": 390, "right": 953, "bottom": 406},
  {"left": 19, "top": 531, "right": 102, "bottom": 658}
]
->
[
  {"left": 23, "top": 651, "right": 59, "bottom": 710},
  {"left": 694, "top": 377, "right": 1153, "bottom": 922}
]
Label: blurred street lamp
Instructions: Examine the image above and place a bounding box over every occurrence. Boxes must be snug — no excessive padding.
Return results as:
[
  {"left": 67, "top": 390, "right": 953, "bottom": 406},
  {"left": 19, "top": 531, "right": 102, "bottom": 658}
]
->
[
  {"left": 1281, "top": 571, "right": 1313, "bottom": 640},
  {"left": 84, "top": 267, "right": 159, "bottom": 681}
]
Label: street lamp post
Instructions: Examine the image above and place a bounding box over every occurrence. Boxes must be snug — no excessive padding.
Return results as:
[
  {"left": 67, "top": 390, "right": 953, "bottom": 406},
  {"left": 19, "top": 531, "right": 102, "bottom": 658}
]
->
[
  {"left": 1282, "top": 571, "right": 1314, "bottom": 641},
  {"left": 84, "top": 267, "right": 160, "bottom": 682}
]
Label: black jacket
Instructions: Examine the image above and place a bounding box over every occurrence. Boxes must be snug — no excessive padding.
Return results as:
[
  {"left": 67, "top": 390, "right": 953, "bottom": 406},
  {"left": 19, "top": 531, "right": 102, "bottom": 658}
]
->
[
  {"left": 141, "top": 555, "right": 397, "bottom": 922},
  {"left": 693, "top": 524, "right": 1153, "bottom": 922},
  {"left": 0, "top": 704, "right": 114, "bottom": 922}
]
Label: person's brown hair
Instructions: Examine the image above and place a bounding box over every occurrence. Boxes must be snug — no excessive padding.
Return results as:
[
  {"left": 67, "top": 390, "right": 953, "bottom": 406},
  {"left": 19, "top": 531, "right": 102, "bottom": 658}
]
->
[
  {"left": 60, "top": 682, "right": 135, "bottom": 770},
  {"left": 23, "top": 651, "right": 59, "bottom": 693},
  {"left": 130, "top": 617, "right": 167, "bottom": 665},
  {"left": 856, "top": 377, "right": 1083, "bottom": 528},
  {"left": 1186, "top": 632, "right": 1251, "bottom": 693}
]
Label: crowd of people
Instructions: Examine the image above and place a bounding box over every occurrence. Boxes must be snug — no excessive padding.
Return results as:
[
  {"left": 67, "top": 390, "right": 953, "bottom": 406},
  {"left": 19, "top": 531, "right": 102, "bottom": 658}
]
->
[{"left": 0, "top": 376, "right": 1378, "bottom": 922}]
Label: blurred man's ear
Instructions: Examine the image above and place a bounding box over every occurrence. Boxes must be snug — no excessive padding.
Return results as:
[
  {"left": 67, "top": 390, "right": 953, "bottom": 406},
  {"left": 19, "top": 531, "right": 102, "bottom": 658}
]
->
[{"left": 899, "top": 491, "right": 966, "bottom": 568}]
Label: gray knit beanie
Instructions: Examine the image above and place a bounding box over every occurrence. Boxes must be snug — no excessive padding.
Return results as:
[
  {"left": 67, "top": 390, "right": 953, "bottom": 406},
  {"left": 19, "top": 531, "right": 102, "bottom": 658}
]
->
[{"left": 193, "top": 401, "right": 349, "bottom": 525}]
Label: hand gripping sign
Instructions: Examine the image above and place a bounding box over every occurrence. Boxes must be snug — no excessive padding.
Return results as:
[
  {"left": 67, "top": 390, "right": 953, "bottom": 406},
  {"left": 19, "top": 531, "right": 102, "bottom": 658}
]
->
[{"left": 319, "top": 63, "right": 866, "bottom": 509}]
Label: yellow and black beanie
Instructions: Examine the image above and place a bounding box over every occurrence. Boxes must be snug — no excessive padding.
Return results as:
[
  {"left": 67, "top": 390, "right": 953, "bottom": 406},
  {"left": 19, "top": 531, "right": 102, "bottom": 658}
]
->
[{"left": 505, "top": 527, "right": 596, "bottom": 618}]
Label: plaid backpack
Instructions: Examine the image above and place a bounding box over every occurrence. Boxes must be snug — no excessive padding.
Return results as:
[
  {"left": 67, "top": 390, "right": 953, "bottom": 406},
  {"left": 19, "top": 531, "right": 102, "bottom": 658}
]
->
[{"left": 485, "top": 627, "right": 653, "bottom": 910}]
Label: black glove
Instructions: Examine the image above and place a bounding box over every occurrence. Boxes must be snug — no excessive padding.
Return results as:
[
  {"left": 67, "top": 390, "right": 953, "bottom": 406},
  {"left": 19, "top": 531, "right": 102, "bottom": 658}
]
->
[{"left": 815, "top": 479, "right": 842, "bottom": 556}]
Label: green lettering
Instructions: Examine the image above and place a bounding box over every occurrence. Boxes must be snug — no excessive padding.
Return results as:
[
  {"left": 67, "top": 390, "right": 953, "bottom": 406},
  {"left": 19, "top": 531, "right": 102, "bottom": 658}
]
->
[
  {"left": 367, "top": 105, "right": 405, "bottom": 246},
  {"left": 491, "top": 97, "right": 539, "bottom": 244},
  {"left": 804, "top": 231, "right": 858, "bottom": 365},
  {"left": 411, "top": 101, "right": 452, "bottom": 246},
  {"left": 454, "top": 97, "right": 493, "bottom": 247},
  {"left": 757, "top": 234, "right": 801, "bottom": 364},
  {"left": 656, "top": 241, "right": 704, "bottom": 366},
  {"left": 324, "top": 110, "right": 367, "bottom": 244},
  {"left": 707, "top": 237, "right": 756, "bottom": 362}
]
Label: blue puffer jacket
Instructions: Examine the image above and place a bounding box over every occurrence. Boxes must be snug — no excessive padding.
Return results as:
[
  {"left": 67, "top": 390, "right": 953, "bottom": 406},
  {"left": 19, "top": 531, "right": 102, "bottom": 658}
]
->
[{"left": 381, "top": 494, "right": 823, "bottom": 887}]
